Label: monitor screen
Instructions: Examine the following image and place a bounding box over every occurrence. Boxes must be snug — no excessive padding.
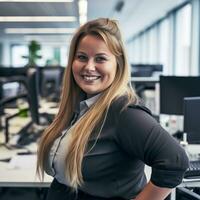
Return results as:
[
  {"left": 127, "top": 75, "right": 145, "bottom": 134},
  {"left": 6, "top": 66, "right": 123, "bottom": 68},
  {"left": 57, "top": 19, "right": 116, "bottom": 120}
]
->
[
  {"left": 131, "top": 64, "right": 163, "bottom": 77},
  {"left": 160, "top": 76, "right": 200, "bottom": 115},
  {"left": 183, "top": 97, "right": 200, "bottom": 144}
]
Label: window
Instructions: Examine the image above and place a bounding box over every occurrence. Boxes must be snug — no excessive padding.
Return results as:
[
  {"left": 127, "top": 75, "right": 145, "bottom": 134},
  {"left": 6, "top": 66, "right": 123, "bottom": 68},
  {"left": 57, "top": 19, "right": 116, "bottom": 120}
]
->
[
  {"left": 149, "top": 26, "right": 158, "bottom": 64},
  {"left": 158, "top": 18, "right": 170, "bottom": 74},
  {"left": 140, "top": 33, "right": 149, "bottom": 63},
  {"left": 0, "top": 43, "right": 2, "bottom": 65},
  {"left": 60, "top": 46, "right": 68, "bottom": 67},
  {"left": 175, "top": 4, "right": 192, "bottom": 75},
  {"left": 11, "top": 45, "right": 28, "bottom": 67},
  {"left": 131, "top": 38, "right": 141, "bottom": 63}
]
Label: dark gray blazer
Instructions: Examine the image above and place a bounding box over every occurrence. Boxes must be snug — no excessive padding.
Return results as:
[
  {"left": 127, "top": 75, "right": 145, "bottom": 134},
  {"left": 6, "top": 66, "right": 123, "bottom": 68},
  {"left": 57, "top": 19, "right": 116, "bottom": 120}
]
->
[{"left": 79, "top": 96, "right": 189, "bottom": 199}]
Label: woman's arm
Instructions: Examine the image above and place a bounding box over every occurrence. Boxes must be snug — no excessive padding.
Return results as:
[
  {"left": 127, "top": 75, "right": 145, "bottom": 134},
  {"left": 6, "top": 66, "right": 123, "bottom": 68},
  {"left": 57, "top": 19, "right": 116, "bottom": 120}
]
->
[{"left": 134, "top": 181, "right": 171, "bottom": 200}]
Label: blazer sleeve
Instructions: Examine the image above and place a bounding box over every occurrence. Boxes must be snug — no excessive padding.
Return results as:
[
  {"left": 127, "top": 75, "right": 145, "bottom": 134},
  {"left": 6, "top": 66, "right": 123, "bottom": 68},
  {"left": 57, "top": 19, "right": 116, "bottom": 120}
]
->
[{"left": 115, "top": 105, "right": 189, "bottom": 188}]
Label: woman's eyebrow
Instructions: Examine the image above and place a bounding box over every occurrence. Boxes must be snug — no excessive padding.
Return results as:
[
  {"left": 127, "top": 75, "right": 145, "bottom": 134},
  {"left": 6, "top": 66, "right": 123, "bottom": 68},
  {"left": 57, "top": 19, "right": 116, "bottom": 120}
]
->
[
  {"left": 76, "top": 51, "right": 87, "bottom": 55},
  {"left": 95, "top": 53, "right": 109, "bottom": 56}
]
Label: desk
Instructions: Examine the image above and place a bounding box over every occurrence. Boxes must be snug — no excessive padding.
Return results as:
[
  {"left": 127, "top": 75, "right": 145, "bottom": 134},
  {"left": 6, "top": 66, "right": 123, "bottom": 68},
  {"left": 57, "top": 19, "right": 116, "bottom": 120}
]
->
[
  {"left": 131, "top": 76, "right": 159, "bottom": 83},
  {"left": 170, "top": 144, "right": 200, "bottom": 200},
  {"left": 168, "top": 178, "right": 200, "bottom": 200},
  {"left": 0, "top": 145, "right": 199, "bottom": 200},
  {"left": 0, "top": 154, "right": 52, "bottom": 188},
  {"left": 181, "top": 178, "right": 200, "bottom": 187},
  {"left": 144, "top": 144, "right": 200, "bottom": 200}
]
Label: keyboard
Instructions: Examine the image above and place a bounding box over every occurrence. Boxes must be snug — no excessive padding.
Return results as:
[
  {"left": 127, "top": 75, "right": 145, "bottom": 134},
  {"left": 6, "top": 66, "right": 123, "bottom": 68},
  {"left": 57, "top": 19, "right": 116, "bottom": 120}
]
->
[{"left": 184, "top": 160, "right": 200, "bottom": 178}]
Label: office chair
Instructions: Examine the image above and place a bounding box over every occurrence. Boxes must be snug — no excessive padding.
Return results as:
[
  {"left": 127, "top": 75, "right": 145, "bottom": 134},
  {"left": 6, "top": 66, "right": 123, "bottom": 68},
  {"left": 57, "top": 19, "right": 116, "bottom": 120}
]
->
[
  {"left": 0, "top": 67, "right": 53, "bottom": 147},
  {"left": 13, "top": 67, "right": 53, "bottom": 147},
  {"left": 0, "top": 93, "right": 28, "bottom": 143},
  {"left": 0, "top": 68, "right": 29, "bottom": 143},
  {"left": 38, "top": 66, "right": 64, "bottom": 102}
]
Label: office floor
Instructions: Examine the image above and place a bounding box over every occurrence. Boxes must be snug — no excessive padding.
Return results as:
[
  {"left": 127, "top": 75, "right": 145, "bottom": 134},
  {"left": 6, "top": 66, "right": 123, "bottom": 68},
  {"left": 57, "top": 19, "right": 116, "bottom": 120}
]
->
[
  {"left": 0, "top": 100, "right": 58, "bottom": 155},
  {"left": 0, "top": 115, "right": 34, "bottom": 158},
  {"left": 0, "top": 102, "right": 57, "bottom": 200}
]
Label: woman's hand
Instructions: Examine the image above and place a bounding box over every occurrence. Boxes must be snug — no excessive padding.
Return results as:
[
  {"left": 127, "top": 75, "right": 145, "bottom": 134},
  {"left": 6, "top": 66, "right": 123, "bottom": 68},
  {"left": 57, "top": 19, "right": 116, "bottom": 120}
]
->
[{"left": 134, "top": 181, "right": 172, "bottom": 200}]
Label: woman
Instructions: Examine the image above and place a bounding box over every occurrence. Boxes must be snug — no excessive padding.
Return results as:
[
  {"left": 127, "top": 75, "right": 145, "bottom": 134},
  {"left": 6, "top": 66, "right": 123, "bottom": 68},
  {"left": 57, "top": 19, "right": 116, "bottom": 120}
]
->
[{"left": 37, "top": 18, "right": 189, "bottom": 200}]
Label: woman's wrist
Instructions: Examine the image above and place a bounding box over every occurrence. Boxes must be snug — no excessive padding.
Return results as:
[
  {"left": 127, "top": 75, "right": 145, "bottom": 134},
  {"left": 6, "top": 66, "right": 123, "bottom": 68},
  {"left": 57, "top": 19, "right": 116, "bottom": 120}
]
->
[{"left": 134, "top": 181, "right": 172, "bottom": 200}]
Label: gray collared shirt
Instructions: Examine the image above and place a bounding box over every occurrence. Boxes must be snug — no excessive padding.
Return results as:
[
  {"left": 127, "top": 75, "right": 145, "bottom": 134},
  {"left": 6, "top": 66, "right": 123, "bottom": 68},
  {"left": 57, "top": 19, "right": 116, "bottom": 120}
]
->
[{"left": 45, "top": 93, "right": 101, "bottom": 186}]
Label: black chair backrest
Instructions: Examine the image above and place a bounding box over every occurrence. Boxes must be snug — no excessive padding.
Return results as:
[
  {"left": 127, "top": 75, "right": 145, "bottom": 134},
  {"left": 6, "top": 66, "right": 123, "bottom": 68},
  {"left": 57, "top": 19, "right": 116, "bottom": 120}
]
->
[
  {"left": 26, "top": 68, "right": 40, "bottom": 124},
  {"left": 0, "top": 66, "right": 40, "bottom": 125}
]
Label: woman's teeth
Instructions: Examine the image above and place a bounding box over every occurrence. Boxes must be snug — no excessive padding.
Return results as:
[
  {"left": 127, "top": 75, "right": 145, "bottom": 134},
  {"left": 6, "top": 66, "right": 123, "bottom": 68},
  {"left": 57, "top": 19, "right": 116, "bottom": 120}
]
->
[{"left": 83, "top": 75, "right": 100, "bottom": 81}]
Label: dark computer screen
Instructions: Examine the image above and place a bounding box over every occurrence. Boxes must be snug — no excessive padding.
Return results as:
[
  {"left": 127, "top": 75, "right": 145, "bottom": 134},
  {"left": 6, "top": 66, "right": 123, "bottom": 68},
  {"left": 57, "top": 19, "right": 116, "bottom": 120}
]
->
[
  {"left": 176, "top": 187, "right": 200, "bottom": 200},
  {"left": 183, "top": 97, "right": 200, "bottom": 144},
  {"left": 160, "top": 76, "right": 200, "bottom": 115},
  {"left": 131, "top": 64, "right": 163, "bottom": 77}
]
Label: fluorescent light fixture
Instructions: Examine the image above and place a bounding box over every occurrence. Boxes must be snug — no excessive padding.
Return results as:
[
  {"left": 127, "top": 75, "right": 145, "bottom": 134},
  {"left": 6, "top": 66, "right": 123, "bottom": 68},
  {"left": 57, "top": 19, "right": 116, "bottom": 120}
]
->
[
  {"left": 78, "top": 0, "right": 87, "bottom": 25},
  {"left": 5, "top": 28, "right": 76, "bottom": 34},
  {"left": 0, "top": 16, "right": 76, "bottom": 22},
  {"left": 0, "top": 0, "right": 73, "bottom": 2},
  {"left": 24, "top": 35, "right": 72, "bottom": 42},
  {"left": 24, "top": 35, "right": 71, "bottom": 39},
  {"left": 78, "top": 0, "right": 87, "bottom": 15}
]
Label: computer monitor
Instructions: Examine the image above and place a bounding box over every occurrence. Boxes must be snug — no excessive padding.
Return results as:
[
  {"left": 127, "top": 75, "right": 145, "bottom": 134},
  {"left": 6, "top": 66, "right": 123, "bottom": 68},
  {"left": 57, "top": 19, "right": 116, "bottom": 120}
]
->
[
  {"left": 183, "top": 97, "right": 200, "bottom": 144},
  {"left": 176, "top": 187, "right": 200, "bottom": 200},
  {"left": 131, "top": 64, "right": 163, "bottom": 77},
  {"left": 160, "top": 76, "right": 200, "bottom": 115},
  {"left": 152, "top": 64, "right": 163, "bottom": 72}
]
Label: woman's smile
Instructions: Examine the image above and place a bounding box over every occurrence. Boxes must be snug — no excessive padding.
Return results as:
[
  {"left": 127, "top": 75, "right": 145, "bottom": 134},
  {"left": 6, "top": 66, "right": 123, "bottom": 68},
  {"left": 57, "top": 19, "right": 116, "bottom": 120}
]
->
[{"left": 81, "top": 74, "right": 101, "bottom": 82}]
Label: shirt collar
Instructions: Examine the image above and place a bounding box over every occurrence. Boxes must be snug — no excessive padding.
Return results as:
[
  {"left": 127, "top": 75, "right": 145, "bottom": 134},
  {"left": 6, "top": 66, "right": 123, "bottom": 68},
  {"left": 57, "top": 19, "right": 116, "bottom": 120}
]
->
[{"left": 79, "top": 93, "right": 101, "bottom": 112}]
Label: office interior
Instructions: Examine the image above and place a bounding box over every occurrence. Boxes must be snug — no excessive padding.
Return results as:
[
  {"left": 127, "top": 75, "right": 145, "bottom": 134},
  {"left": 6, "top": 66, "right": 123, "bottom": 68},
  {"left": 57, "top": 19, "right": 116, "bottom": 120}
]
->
[{"left": 0, "top": 0, "right": 200, "bottom": 199}]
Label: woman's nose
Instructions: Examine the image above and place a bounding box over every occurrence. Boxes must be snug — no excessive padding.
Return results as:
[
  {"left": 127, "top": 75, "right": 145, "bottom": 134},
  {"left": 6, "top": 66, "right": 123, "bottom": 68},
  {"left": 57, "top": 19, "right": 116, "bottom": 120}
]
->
[{"left": 84, "top": 59, "right": 96, "bottom": 71}]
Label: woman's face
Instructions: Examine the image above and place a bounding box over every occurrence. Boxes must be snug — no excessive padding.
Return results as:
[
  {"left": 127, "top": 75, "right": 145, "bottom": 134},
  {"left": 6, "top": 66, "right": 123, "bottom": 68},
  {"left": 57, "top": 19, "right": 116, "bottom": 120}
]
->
[{"left": 72, "top": 34, "right": 117, "bottom": 98}]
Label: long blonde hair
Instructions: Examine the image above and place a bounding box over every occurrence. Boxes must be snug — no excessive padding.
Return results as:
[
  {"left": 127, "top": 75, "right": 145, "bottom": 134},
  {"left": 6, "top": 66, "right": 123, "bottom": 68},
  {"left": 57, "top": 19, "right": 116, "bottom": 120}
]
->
[{"left": 37, "top": 18, "right": 138, "bottom": 189}]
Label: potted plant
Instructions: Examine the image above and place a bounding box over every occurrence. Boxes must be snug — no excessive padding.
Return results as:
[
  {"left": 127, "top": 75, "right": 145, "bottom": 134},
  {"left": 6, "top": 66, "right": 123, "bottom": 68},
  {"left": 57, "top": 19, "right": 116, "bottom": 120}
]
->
[{"left": 23, "top": 40, "right": 42, "bottom": 67}]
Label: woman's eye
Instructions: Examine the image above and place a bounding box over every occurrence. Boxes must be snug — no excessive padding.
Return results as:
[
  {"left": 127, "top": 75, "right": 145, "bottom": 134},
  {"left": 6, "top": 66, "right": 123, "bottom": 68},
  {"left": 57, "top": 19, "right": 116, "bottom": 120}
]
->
[
  {"left": 95, "top": 57, "right": 106, "bottom": 62},
  {"left": 77, "top": 55, "right": 87, "bottom": 61}
]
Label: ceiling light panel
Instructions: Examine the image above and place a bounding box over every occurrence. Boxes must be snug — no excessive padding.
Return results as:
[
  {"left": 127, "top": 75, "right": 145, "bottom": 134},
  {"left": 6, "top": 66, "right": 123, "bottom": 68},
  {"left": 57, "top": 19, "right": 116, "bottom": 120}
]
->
[
  {"left": 5, "top": 28, "right": 76, "bottom": 34},
  {"left": 78, "top": 0, "right": 87, "bottom": 25},
  {"left": 0, "top": 0, "right": 73, "bottom": 2},
  {"left": 0, "top": 16, "right": 76, "bottom": 22},
  {"left": 78, "top": 0, "right": 87, "bottom": 15}
]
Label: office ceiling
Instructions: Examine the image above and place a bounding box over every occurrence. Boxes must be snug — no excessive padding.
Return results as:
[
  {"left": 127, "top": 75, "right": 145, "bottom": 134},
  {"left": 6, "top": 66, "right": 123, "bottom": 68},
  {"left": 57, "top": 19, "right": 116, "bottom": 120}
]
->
[{"left": 0, "top": 0, "right": 187, "bottom": 44}]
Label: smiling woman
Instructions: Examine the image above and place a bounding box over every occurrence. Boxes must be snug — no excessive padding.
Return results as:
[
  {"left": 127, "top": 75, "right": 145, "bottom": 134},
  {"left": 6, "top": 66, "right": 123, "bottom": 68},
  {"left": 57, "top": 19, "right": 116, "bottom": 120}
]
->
[
  {"left": 72, "top": 34, "right": 117, "bottom": 98},
  {"left": 37, "top": 18, "right": 189, "bottom": 200}
]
